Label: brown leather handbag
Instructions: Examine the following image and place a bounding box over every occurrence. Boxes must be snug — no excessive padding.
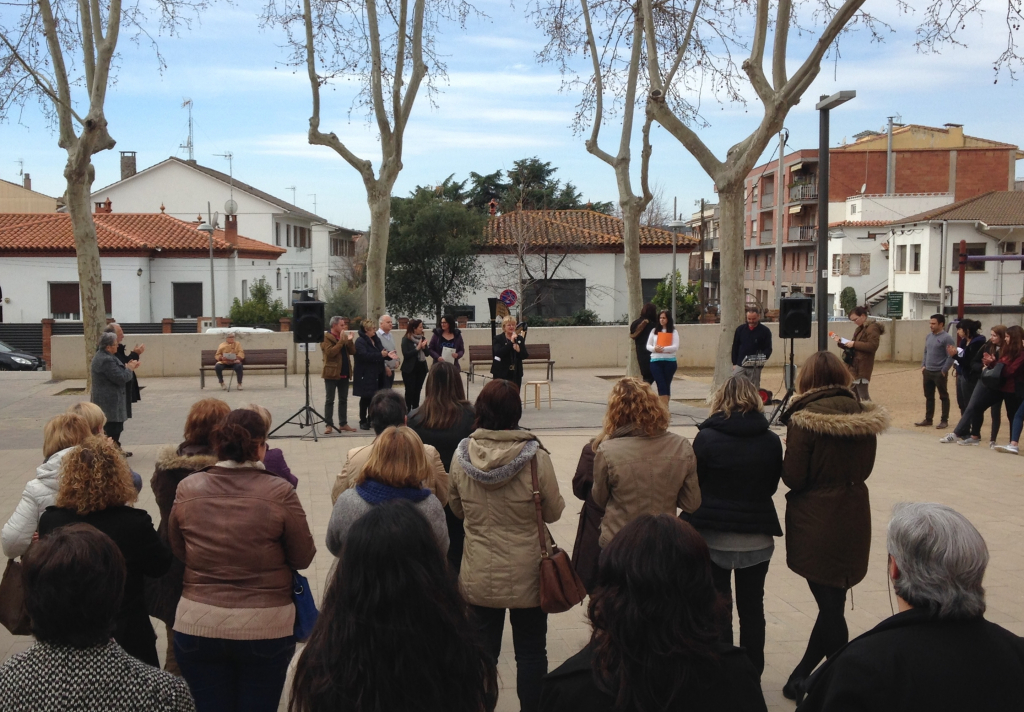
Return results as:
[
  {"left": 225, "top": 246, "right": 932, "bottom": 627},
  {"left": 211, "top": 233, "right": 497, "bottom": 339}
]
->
[
  {"left": 0, "top": 559, "right": 31, "bottom": 636},
  {"left": 531, "top": 458, "right": 587, "bottom": 614}
]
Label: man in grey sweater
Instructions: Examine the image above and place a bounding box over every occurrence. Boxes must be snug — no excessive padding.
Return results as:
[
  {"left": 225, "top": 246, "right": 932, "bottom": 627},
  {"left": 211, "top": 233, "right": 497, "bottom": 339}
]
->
[
  {"left": 377, "top": 314, "right": 400, "bottom": 390},
  {"left": 917, "top": 314, "right": 956, "bottom": 429}
]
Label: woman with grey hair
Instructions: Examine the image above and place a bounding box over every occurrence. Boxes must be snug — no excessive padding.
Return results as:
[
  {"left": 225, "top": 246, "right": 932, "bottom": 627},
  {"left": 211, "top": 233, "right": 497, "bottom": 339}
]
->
[
  {"left": 800, "top": 502, "right": 1024, "bottom": 712},
  {"left": 91, "top": 331, "right": 139, "bottom": 449}
]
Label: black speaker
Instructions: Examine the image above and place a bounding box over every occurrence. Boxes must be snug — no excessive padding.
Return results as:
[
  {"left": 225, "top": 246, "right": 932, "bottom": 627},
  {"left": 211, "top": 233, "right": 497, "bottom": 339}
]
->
[
  {"left": 292, "top": 300, "right": 325, "bottom": 344},
  {"left": 779, "top": 296, "right": 813, "bottom": 339}
]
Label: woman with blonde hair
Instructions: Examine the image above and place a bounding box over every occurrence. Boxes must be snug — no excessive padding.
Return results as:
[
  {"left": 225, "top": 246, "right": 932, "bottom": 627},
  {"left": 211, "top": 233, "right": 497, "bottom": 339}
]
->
[
  {"left": 591, "top": 377, "right": 700, "bottom": 548},
  {"left": 67, "top": 401, "right": 106, "bottom": 435},
  {"left": 681, "top": 376, "right": 782, "bottom": 677},
  {"left": 491, "top": 315, "right": 529, "bottom": 387},
  {"left": 780, "top": 351, "right": 889, "bottom": 702},
  {"left": 38, "top": 436, "right": 171, "bottom": 667},
  {"left": 326, "top": 425, "right": 449, "bottom": 555},
  {"left": 1, "top": 413, "right": 93, "bottom": 558}
]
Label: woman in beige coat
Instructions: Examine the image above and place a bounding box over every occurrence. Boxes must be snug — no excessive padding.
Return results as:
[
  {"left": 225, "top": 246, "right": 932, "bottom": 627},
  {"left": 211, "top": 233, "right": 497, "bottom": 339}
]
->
[
  {"left": 591, "top": 378, "right": 700, "bottom": 548},
  {"left": 449, "top": 379, "right": 565, "bottom": 712}
]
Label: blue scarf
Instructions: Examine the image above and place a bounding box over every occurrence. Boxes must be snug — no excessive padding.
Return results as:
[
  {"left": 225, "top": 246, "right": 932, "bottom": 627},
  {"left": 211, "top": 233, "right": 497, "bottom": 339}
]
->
[{"left": 356, "top": 479, "right": 431, "bottom": 505}]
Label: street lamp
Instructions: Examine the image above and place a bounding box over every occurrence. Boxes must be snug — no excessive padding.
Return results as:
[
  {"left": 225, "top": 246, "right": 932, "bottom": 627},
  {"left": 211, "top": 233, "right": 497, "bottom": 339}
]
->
[
  {"left": 668, "top": 219, "right": 685, "bottom": 323},
  {"left": 816, "top": 90, "right": 855, "bottom": 350},
  {"left": 198, "top": 221, "right": 216, "bottom": 320}
]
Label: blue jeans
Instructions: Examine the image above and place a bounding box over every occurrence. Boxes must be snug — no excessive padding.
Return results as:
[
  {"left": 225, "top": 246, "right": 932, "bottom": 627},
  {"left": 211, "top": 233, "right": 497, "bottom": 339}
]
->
[
  {"left": 215, "top": 362, "right": 243, "bottom": 384},
  {"left": 1010, "top": 396, "right": 1024, "bottom": 443},
  {"left": 649, "top": 359, "right": 677, "bottom": 396},
  {"left": 174, "top": 632, "right": 295, "bottom": 712},
  {"left": 472, "top": 605, "right": 547, "bottom": 712},
  {"left": 323, "top": 378, "right": 350, "bottom": 427}
]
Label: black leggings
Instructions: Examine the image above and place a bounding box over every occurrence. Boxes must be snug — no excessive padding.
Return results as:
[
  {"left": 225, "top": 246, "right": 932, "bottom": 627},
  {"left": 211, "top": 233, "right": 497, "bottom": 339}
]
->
[
  {"left": 711, "top": 560, "right": 770, "bottom": 675},
  {"left": 792, "top": 581, "right": 848, "bottom": 680},
  {"left": 359, "top": 395, "right": 372, "bottom": 424}
]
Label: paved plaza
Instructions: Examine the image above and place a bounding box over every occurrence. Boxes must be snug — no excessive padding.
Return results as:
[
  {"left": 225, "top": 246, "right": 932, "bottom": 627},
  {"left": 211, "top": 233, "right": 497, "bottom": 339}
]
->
[{"left": 2, "top": 366, "right": 1024, "bottom": 711}]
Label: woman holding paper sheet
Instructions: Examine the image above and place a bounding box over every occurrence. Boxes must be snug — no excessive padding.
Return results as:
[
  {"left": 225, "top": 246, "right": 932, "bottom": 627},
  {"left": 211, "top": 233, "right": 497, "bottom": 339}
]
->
[
  {"left": 491, "top": 315, "right": 529, "bottom": 387},
  {"left": 429, "top": 314, "right": 466, "bottom": 372},
  {"left": 354, "top": 320, "right": 390, "bottom": 430},
  {"left": 646, "top": 310, "right": 679, "bottom": 406},
  {"left": 830, "top": 306, "right": 883, "bottom": 402}
]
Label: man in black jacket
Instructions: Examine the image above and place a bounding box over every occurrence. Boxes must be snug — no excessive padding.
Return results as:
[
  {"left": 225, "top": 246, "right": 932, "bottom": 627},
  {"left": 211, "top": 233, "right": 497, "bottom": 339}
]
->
[
  {"left": 799, "top": 502, "right": 1024, "bottom": 711},
  {"left": 731, "top": 308, "right": 772, "bottom": 387}
]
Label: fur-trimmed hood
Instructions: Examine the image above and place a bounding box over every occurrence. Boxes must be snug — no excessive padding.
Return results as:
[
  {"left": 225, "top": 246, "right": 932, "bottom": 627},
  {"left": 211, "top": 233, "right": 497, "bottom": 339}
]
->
[
  {"left": 154, "top": 445, "right": 218, "bottom": 473},
  {"left": 784, "top": 385, "right": 890, "bottom": 437}
]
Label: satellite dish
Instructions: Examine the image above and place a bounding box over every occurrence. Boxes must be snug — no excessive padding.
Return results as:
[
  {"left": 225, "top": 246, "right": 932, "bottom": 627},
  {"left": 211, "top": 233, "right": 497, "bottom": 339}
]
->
[
  {"left": 212, "top": 211, "right": 219, "bottom": 229},
  {"left": 225, "top": 199, "right": 238, "bottom": 216},
  {"left": 860, "top": 184, "right": 867, "bottom": 194}
]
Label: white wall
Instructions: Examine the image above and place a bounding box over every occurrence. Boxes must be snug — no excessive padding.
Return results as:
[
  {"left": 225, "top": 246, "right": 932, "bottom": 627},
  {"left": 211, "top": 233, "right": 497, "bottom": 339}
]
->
[{"left": 848, "top": 193, "right": 953, "bottom": 223}]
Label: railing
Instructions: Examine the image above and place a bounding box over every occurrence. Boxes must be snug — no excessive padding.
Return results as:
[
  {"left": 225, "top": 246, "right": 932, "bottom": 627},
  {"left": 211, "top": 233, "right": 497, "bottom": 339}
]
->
[
  {"left": 790, "top": 183, "right": 818, "bottom": 201},
  {"left": 702, "top": 238, "right": 719, "bottom": 251},
  {"left": 789, "top": 226, "right": 818, "bottom": 242},
  {"left": 761, "top": 192, "right": 774, "bottom": 209},
  {"left": 689, "top": 267, "right": 721, "bottom": 283},
  {"left": 759, "top": 230, "right": 774, "bottom": 245}
]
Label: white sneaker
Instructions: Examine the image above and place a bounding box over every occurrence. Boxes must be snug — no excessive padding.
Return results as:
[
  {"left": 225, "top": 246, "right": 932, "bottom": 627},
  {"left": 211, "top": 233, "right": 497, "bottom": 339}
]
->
[
  {"left": 994, "top": 444, "right": 1019, "bottom": 455},
  {"left": 219, "top": 382, "right": 226, "bottom": 390},
  {"left": 958, "top": 437, "right": 981, "bottom": 446},
  {"left": 990, "top": 441, "right": 997, "bottom": 449},
  {"left": 938, "top": 433, "right": 959, "bottom": 443},
  {"left": 236, "top": 384, "right": 243, "bottom": 391}
]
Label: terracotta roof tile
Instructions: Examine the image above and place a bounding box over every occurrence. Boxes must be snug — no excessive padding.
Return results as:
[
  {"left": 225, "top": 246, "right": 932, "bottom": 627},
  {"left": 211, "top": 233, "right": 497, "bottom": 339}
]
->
[
  {"left": 888, "top": 191, "right": 1024, "bottom": 227},
  {"left": 828, "top": 220, "right": 893, "bottom": 228},
  {"left": 0, "top": 212, "right": 286, "bottom": 257},
  {"left": 483, "top": 210, "right": 695, "bottom": 250}
]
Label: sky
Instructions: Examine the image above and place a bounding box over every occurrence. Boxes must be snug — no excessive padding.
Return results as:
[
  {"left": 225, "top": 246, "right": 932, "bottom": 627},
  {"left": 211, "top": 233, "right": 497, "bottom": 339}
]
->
[{"left": 0, "top": 0, "right": 1021, "bottom": 230}]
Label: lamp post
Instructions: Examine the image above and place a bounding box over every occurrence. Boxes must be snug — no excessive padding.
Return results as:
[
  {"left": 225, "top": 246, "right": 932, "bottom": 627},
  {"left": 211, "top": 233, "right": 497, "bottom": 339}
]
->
[
  {"left": 668, "top": 219, "right": 685, "bottom": 323},
  {"left": 815, "top": 90, "right": 856, "bottom": 351},
  {"left": 198, "top": 221, "right": 216, "bottom": 320}
]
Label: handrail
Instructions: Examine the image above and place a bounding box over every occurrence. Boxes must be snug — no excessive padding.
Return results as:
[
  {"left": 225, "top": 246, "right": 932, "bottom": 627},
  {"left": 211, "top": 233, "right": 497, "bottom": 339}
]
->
[{"left": 865, "top": 279, "right": 889, "bottom": 301}]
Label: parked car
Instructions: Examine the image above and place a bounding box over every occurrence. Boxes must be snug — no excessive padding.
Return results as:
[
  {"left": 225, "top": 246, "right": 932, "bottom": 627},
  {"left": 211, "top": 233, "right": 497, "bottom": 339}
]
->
[
  {"left": 0, "top": 340, "right": 46, "bottom": 371},
  {"left": 203, "top": 327, "right": 274, "bottom": 334}
]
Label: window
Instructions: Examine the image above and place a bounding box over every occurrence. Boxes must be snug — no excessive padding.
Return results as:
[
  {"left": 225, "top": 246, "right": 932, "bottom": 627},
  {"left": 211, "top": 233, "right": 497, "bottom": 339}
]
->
[
  {"left": 172, "top": 283, "right": 203, "bottom": 319},
  {"left": 849, "top": 254, "right": 862, "bottom": 276},
  {"left": 445, "top": 305, "right": 476, "bottom": 321},
  {"left": 806, "top": 252, "right": 815, "bottom": 270},
  {"left": 331, "top": 237, "right": 350, "bottom": 257},
  {"left": 754, "top": 254, "right": 761, "bottom": 270},
  {"left": 523, "top": 279, "right": 586, "bottom": 318},
  {"left": 275, "top": 223, "right": 281, "bottom": 246},
  {"left": 910, "top": 244, "right": 922, "bottom": 273},
  {"left": 952, "top": 242, "right": 986, "bottom": 272},
  {"left": 642, "top": 279, "right": 662, "bottom": 304},
  {"left": 850, "top": 204, "right": 858, "bottom": 214},
  {"left": 832, "top": 254, "right": 842, "bottom": 276},
  {"left": 766, "top": 254, "right": 772, "bottom": 269},
  {"left": 286, "top": 225, "right": 292, "bottom": 247},
  {"left": 276, "top": 271, "right": 282, "bottom": 290},
  {"left": 241, "top": 280, "right": 248, "bottom": 303},
  {"left": 49, "top": 283, "right": 111, "bottom": 319},
  {"left": 896, "top": 245, "right": 907, "bottom": 272}
]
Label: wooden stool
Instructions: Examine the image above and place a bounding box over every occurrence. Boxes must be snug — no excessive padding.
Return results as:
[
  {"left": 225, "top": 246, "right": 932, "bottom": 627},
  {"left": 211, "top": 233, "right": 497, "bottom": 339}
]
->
[{"left": 524, "top": 380, "right": 551, "bottom": 409}]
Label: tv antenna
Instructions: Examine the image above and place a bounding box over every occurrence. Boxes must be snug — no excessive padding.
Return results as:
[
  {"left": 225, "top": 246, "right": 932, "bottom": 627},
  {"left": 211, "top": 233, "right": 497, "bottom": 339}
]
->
[
  {"left": 214, "top": 151, "right": 236, "bottom": 214},
  {"left": 181, "top": 99, "right": 194, "bottom": 161},
  {"left": 15, "top": 159, "right": 23, "bottom": 177},
  {"left": 287, "top": 186, "right": 296, "bottom": 205},
  {"left": 308, "top": 193, "right": 317, "bottom": 214}
]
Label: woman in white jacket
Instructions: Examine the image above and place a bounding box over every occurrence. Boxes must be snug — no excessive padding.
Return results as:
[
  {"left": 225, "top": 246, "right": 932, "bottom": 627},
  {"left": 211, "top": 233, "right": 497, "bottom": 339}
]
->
[
  {"left": 647, "top": 309, "right": 680, "bottom": 407},
  {"left": 1, "top": 413, "right": 92, "bottom": 558}
]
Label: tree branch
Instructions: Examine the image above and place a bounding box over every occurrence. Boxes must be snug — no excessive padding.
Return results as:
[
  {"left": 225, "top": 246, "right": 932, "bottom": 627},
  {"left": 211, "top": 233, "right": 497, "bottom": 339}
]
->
[
  {"left": 663, "top": 0, "right": 703, "bottom": 92},
  {"left": 741, "top": 0, "right": 774, "bottom": 106},
  {"left": 647, "top": 95, "right": 723, "bottom": 180},
  {"left": 781, "top": 0, "right": 867, "bottom": 106},
  {"left": 580, "top": 0, "right": 614, "bottom": 166},
  {"left": 639, "top": 110, "right": 653, "bottom": 207},
  {"left": 392, "top": 0, "right": 407, "bottom": 133},
  {"left": 302, "top": 0, "right": 375, "bottom": 183},
  {"left": 772, "top": 0, "right": 791, "bottom": 90},
  {"left": 0, "top": 30, "right": 85, "bottom": 127},
  {"left": 78, "top": 0, "right": 96, "bottom": 90},
  {"left": 36, "top": 0, "right": 78, "bottom": 148},
  {"left": 364, "top": 0, "right": 394, "bottom": 148}
]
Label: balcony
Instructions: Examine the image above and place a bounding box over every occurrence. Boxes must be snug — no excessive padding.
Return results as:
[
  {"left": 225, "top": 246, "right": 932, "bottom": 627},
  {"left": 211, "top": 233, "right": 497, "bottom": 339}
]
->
[
  {"left": 759, "top": 230, "right": 774, "bottom": 246},
  {"left": 789, "top": 226, "right": 818, "bottom": 242},
  {"left": 761, "top": 192, "right": 774, "bottom": 210},
  {"left": 789, "top": 182, "right": 818, "bottom": 201},
  {"left": 690, "top": 267, "right": 721, "bottom": 283},
  {"left": 701, "top": 238, "right": 719, "bottom": 251}
]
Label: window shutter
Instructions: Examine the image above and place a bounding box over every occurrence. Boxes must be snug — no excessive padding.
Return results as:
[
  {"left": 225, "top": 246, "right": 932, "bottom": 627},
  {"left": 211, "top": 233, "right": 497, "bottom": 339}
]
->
[{"left": 50, "top": 283, "right": 79, "bottom": 317}]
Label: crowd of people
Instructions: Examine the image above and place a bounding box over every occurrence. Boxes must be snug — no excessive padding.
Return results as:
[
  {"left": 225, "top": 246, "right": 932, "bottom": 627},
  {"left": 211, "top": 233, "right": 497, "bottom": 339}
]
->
[{"left": 1, "top": 311, "right": 1023, "bottom": 711}]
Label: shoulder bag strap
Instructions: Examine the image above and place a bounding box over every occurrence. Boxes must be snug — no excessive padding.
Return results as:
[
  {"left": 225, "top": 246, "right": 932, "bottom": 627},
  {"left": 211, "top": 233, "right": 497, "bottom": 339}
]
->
[{"left": 530, "top": 457, "right": 549, "bottom": 559}]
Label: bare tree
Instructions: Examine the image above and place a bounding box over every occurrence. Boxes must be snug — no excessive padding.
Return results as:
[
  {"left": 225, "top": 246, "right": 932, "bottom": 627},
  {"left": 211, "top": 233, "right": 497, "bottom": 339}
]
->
[
  {"left": 640, "top": 181, "right": 672, "bottom": 227},
  {"left": 642, "top": 0, "right": 1021, "bottom": 385},
  {"left": 264, "top": 0, "right": 473, "bottom": 324},
  {"left": 1, "top": 0, "right": 203, "bottom": 383}
]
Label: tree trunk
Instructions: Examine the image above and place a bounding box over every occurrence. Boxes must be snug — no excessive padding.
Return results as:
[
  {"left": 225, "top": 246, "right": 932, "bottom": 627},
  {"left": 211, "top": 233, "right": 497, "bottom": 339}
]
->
[
  {"left": 365, "top": 187, "right": 392, "bottom": 323},
  {"left": 714, "top": 186, "right": 745, "bottom": 388},
  {"left": 64, "top": 148, "right": 106, "bottom": 391},
  {"left": 620, "top": 199, "right": 643, "bottom": 378}
]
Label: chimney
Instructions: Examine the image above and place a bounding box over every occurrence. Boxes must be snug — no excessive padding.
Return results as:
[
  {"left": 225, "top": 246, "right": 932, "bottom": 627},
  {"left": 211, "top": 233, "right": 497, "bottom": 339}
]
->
[
  {"left": 22, "top": 173, "right": 31, "bottom": 191},
  {"left": 224, "top": 214, "right": 239, "bottom": 244},
  {"left": 120, "top": 151, "right": 137, "bottom": 181},
  {"left": 94, "top": 198, "right": 112, "bottom": 214}
]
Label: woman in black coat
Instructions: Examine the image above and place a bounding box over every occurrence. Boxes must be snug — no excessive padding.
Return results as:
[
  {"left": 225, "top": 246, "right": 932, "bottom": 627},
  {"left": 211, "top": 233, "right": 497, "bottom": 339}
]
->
[
  {"left": 353, "top": 320, "right": 390, "bottom": 430},
  {"left": 569, "top": 441, "right": 603, "bottom": 591},
  {"left": 681, "top": 376, "right": 782, "bottom": 677},
  {"left": 629, "top": 303, "right": 657, "bottom": 385},
  {"left": 491, "top": 316, "right": 529, "bottom": 387},
  {"left": 38, "top": 437, "right": 171, "bottom": 667},
  {"left": 400, "top": 319, "right": 430, "bottom": 410}
]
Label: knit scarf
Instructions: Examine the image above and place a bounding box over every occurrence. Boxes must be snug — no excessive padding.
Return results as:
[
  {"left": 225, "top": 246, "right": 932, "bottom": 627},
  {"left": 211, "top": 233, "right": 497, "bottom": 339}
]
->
[
  {"left": 456, "top": 438, "right": 540, "bottom": 485},
  {"left": 356, "top": 479, "right": 431, "bottom": 504}
]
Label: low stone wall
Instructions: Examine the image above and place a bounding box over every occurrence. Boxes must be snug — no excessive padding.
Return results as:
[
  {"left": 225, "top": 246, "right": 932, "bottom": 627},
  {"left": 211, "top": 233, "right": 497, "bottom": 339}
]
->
[{"left": 50, "top": 320, "right": 935, "bottom": 379}]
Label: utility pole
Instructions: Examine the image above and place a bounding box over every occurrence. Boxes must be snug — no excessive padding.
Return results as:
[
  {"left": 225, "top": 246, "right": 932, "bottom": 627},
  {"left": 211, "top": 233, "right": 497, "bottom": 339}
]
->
[{"left": 886, "top": 116, "right": 895, "bottom": 195}]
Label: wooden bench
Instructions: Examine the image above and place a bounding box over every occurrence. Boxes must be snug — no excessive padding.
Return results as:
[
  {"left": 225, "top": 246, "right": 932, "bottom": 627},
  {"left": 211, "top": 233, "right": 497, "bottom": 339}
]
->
[
  {"left": 200, "top": 349, "right": 288, "bottom": 389},
  {"left": 467, "top": 342, "right": 556, "bottom": 382}
]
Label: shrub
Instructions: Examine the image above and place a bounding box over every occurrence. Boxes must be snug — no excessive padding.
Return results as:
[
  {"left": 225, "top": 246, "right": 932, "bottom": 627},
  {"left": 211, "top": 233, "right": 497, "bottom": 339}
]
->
[{"left": 229, "top": 278, "right": 288, "bottom": 327}]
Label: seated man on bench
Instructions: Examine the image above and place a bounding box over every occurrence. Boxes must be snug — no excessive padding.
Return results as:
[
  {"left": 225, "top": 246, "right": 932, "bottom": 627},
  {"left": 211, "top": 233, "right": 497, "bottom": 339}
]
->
[{"left": 214, "top": 332, "right": 245, "bottom": 391}]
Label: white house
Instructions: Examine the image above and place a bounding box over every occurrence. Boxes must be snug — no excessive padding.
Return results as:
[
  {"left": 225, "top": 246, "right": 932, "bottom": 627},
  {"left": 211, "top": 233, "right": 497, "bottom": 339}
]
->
[
  {"left": 886, "top": 191, "right": 1024, "bottom": 320},
  {"left": 451, "top": 210, "right": 696, "bottom": 324},
  {"left": 0, "top": 211, "right": 284, "bottom": 324},
  {"left": 827, "top": 193, "right": 954, "bottom": 315},
  {"left": 90, "top": 153, "right": 360, "bottom": 305}
]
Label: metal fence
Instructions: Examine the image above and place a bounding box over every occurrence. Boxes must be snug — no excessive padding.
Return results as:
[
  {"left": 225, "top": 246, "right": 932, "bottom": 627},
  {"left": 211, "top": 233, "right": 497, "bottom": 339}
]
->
[{"left": 0, "top": 324, "right": 44, "bottom": 357}]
